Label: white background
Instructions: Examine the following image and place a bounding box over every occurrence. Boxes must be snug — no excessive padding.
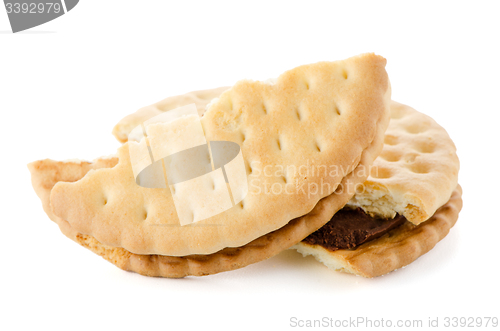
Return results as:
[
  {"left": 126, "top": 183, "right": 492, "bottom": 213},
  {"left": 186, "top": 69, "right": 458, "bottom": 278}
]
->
[{"left": 2, "top": 1, "right": 499, "bottom": 330}]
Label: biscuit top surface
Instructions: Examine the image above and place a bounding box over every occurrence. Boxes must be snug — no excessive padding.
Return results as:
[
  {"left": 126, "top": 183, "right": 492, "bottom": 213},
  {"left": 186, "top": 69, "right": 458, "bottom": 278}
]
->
[
  {"left": 50, "top": 53, "right": 391, "bottom": 256},
  {"left": 347, "top": 101, "right": 459, "bottom": 224}
]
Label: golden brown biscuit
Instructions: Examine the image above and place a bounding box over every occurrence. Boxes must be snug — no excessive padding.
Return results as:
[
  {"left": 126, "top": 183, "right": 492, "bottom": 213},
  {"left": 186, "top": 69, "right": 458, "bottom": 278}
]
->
[
  {"left": 293, "top": 102, "right": 461, "bottom": 277},
  {"left": 114, "top": 97, "right": 457, "bottom": 228},
  {"left": 48, "top": 53, "right": 391, "bottom": 256},
  {"left": 294, "top": 186, "right": 462, "bottom": 277},
  {"left": 346, "top": 101, "right": 459, "bottom": 225},
  {"left": 29, "top": 139, "right": 373, "bottom": 277}
]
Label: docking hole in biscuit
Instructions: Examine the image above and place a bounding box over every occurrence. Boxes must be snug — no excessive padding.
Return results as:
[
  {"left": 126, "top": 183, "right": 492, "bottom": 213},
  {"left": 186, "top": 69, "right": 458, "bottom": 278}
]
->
[
  {"left": 384, "top": 135, "right": 398, "bottom": 145},
  {"left": 314, "top": 140, "right": 321, "bottom": 152},
  {"left": 406, "top": 163, "right": 430, "bottom": 174},
  {"left": 380, "top": 150, "right": 401, "bottom": 162},
  {"left": 413, "top": 140, "right": 436, "bottom": 153},
  {"left": 334, "top": 104, "right": 341, "bottom": 115},
  {"left": 370, "top": 166, "right": 393, "bottom": 179},
  {"left": 295, "top": 107, "right": 302, "bottom": 121},
  {"left": 342, "top": 69, "right": 348, "bottom": 79},
  {"left": 405, "top": 122, "right": 429, "bottom": 134}
]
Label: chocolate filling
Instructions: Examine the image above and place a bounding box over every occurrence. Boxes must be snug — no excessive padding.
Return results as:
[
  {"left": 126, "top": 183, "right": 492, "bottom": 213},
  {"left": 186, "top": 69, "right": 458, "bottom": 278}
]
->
[{"left": 303, "top": 208, "right": 407, "bottom": 251}]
